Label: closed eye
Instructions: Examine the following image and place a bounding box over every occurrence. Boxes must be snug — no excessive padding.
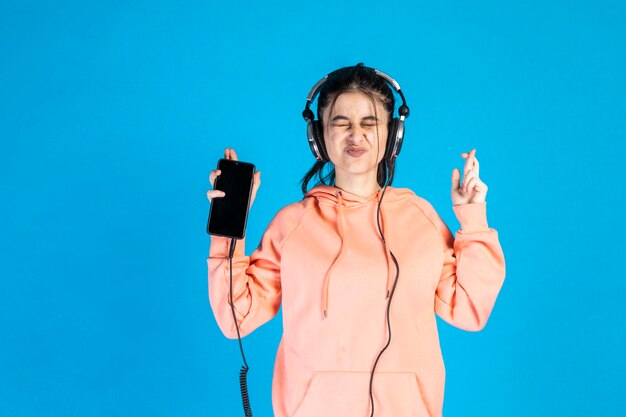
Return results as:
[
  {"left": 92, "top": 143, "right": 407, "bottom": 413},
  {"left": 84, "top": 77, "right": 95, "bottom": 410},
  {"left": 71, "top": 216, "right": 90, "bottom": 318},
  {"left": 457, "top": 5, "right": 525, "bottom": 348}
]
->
[{"left": 331, "top": 122, "right": 378, "bottom": 128}]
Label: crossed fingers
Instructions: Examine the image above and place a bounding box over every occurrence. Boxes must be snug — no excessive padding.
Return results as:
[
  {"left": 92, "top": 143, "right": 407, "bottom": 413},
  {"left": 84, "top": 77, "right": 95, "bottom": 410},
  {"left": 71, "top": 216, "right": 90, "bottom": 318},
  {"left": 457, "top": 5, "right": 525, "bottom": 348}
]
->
[{"left": 461, "top": 148, "right": 481, "bottom": 193}]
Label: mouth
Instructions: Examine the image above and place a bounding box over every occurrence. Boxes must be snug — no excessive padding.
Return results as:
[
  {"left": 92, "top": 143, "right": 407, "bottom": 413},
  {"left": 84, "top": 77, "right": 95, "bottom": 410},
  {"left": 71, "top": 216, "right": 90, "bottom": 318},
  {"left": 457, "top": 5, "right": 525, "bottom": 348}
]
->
[{"left": 346, "top": 148, "right": 367, "bottom": 158}]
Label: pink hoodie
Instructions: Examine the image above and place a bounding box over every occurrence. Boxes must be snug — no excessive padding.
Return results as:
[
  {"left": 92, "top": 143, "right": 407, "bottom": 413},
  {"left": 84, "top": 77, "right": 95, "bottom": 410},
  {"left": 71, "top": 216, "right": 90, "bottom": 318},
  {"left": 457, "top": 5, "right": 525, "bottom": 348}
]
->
[{"left": 208, "top": 184, "right": 506, "bottom": 417}]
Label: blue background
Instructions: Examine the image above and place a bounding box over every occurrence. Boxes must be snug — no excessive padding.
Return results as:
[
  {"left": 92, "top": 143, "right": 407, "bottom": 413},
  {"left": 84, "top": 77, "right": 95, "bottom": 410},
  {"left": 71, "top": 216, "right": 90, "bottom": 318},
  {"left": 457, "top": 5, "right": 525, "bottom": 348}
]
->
[{"left": 2, "top": 0, "right": 624, "bottom": 416}]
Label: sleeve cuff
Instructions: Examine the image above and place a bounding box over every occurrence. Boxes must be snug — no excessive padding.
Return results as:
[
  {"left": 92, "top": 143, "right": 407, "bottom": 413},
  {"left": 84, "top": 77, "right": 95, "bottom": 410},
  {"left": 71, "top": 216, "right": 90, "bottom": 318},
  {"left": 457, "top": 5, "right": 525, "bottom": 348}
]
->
[{"left": 452, "top": 202, "right": 489, "bottom": 232}]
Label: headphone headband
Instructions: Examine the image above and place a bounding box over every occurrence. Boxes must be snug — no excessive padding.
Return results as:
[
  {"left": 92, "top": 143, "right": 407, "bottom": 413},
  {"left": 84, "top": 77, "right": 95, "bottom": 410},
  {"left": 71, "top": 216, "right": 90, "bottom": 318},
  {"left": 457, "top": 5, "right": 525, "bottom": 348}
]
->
[{"left": 303, "top": 66, "right": 409, "bottom": 120}]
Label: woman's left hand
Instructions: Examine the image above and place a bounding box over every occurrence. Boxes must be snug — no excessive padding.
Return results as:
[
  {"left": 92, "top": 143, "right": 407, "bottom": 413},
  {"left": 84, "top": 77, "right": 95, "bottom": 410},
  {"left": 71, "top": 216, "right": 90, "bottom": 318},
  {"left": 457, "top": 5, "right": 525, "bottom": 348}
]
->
[{"left": 451, "top": 148, "right": 488, "bottom": 205}]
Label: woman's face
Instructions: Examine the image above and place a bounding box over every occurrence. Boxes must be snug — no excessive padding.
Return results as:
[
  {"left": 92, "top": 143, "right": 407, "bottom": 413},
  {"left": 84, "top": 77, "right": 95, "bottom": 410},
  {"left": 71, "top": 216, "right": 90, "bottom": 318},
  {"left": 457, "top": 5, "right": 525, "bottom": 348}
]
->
[{"left": 321, "top": 91, "right": 389, "bottom": 182}]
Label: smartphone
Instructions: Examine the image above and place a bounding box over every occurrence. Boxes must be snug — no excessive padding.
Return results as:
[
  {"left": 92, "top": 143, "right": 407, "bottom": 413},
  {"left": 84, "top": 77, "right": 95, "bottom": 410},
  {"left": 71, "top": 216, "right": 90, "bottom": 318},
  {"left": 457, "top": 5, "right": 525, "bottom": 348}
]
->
[{"left": 206, "top": 158, "right": 256, "bottom": 239}]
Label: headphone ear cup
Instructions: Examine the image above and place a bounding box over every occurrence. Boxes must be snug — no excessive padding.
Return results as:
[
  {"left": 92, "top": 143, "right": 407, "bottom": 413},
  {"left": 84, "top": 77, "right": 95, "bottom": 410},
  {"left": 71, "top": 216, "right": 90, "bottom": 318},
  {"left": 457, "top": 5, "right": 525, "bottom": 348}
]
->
[
  {"left": 393, "top": 118, "right": 405, "bottom": 159},
  {"left": 313, "top": 120, "right": 329, "bottom": 162},
  {"left": 385, "top": 118, "right": 406, "bottom": 162},
  {"left": 307, "top": 120, "right": 329, "bottom": 162}
]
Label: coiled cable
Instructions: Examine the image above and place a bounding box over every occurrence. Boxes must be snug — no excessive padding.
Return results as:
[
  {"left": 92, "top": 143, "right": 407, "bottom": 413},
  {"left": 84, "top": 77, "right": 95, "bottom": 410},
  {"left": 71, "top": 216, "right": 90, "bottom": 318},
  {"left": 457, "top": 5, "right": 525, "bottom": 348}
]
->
[{"left": 228, "top": 238, "right": 253, "bottom": 417}]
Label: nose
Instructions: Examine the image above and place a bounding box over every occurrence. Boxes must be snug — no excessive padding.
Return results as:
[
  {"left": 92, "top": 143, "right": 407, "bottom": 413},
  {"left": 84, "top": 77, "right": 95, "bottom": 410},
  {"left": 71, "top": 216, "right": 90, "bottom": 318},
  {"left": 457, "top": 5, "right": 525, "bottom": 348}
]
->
[{"left": 347, "top": 125, "right": 366, "bottom": 145}]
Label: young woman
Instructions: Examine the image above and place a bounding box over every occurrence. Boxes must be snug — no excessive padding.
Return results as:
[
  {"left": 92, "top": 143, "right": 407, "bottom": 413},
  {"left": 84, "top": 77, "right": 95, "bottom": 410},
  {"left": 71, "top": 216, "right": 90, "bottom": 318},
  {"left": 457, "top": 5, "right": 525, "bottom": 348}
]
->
[{"left": 206, "top": 64, "right": 506, "bottom": 417}]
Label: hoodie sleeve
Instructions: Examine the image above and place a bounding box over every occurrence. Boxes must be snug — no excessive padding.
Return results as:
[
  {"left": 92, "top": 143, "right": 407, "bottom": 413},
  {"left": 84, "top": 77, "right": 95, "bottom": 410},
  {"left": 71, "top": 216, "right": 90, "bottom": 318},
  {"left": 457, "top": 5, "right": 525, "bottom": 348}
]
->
[
  {"left": 207, "top": 206, "right": 295, "bottom": 339},
  {"left": 432, "top": 202, "right": 506, "bottom": 331}
]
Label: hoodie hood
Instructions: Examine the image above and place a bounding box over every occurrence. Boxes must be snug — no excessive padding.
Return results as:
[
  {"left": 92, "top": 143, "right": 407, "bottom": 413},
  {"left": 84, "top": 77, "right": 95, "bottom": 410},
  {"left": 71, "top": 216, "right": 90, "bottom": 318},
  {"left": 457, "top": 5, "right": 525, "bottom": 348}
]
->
[
  {"left": 304, "top": 184, "right": 414, "bottom": 318},
  {"left": 304, "top": 184, "right": 415, "bottom": 207}
]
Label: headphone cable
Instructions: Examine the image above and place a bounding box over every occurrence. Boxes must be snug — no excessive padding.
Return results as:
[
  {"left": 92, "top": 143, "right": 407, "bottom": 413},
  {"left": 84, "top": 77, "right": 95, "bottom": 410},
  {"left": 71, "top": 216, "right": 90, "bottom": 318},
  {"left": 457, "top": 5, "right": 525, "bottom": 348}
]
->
[
  {"left": 368, "top": 181, "right": 401, "bottom": 417},
  {"left": 228, "top": 238, "right": 253, "bottom": 417}
]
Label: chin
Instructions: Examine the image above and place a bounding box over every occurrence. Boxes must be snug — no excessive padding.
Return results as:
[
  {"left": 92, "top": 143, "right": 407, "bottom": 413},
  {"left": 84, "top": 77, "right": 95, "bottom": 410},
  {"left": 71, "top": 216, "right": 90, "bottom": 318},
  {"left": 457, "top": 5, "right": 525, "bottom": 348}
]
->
[{"left": 336, "top": 163, "right": 379, "bottom": 177}]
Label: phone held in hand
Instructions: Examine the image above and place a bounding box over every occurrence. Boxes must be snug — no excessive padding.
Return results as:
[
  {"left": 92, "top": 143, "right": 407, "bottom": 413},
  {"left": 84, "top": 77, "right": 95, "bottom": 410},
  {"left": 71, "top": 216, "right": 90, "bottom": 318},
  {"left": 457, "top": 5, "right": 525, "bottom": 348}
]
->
[{"left": 207, "top": 158, "right": 256, "bottom": 239}]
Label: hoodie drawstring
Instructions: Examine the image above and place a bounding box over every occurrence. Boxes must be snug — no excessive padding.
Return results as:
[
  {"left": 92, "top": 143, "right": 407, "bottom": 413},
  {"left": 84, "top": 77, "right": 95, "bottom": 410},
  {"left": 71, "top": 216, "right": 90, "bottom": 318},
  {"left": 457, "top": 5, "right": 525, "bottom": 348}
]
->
[
  {"left": 321, "top": 189, "right": 395, "bottom": 319},
  {"left": 376, "top": 193, "right": 394, "bottom": 300},
  {"left": 322, "top": 191, "right": 345, "bottom": 318}
]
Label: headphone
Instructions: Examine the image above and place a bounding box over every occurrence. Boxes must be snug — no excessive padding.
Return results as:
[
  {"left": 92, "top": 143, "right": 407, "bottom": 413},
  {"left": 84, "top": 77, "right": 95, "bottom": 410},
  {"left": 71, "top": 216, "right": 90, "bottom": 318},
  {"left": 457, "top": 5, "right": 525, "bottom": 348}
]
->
[{"left": 301, "top": 66, "right": 410, "bottom": 164}]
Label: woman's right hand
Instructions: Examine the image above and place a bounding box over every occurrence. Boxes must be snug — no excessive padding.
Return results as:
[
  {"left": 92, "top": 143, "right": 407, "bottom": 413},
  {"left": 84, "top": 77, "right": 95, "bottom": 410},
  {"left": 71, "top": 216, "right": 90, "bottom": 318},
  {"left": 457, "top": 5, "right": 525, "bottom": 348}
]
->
[{"left": 207, "top": 148, "right": 262, "bottom": 207}]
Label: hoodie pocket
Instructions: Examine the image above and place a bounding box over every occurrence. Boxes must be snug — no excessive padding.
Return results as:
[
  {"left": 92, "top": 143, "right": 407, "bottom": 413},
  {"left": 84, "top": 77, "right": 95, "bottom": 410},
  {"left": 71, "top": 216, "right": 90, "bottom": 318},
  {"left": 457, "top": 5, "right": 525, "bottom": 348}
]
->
[{"left": 291, "top": 371, "right": 430, "bottom": 417}]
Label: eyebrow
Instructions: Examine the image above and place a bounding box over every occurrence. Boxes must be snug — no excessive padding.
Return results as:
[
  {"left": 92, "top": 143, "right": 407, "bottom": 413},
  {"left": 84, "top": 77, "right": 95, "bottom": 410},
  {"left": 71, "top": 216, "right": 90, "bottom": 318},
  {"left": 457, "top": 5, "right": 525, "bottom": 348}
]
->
[{"left": 330, "top": 115, "right": 380, "bottom": 122}]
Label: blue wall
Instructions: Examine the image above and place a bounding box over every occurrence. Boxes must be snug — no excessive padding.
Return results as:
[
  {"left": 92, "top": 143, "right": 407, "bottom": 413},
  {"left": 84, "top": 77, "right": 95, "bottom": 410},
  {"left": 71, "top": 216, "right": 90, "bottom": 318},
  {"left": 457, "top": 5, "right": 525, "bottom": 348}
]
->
[{"left": 1, "top": 0, "right": 624, "bottom": 415}]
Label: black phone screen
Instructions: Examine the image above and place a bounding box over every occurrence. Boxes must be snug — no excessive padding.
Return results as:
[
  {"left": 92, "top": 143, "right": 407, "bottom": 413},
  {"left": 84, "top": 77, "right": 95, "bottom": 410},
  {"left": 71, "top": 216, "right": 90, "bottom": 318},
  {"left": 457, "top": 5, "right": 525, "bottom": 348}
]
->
[{"left": 206, "top": 159, "right": 255, "bottom": 239}]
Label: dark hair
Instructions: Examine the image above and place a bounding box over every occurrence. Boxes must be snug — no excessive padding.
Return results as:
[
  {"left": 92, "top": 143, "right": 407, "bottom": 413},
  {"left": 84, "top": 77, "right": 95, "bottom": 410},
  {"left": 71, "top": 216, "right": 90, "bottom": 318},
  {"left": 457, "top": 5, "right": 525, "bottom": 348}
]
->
[{"left": 300, "top": 63, "right": 397, "bottom": 195}]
